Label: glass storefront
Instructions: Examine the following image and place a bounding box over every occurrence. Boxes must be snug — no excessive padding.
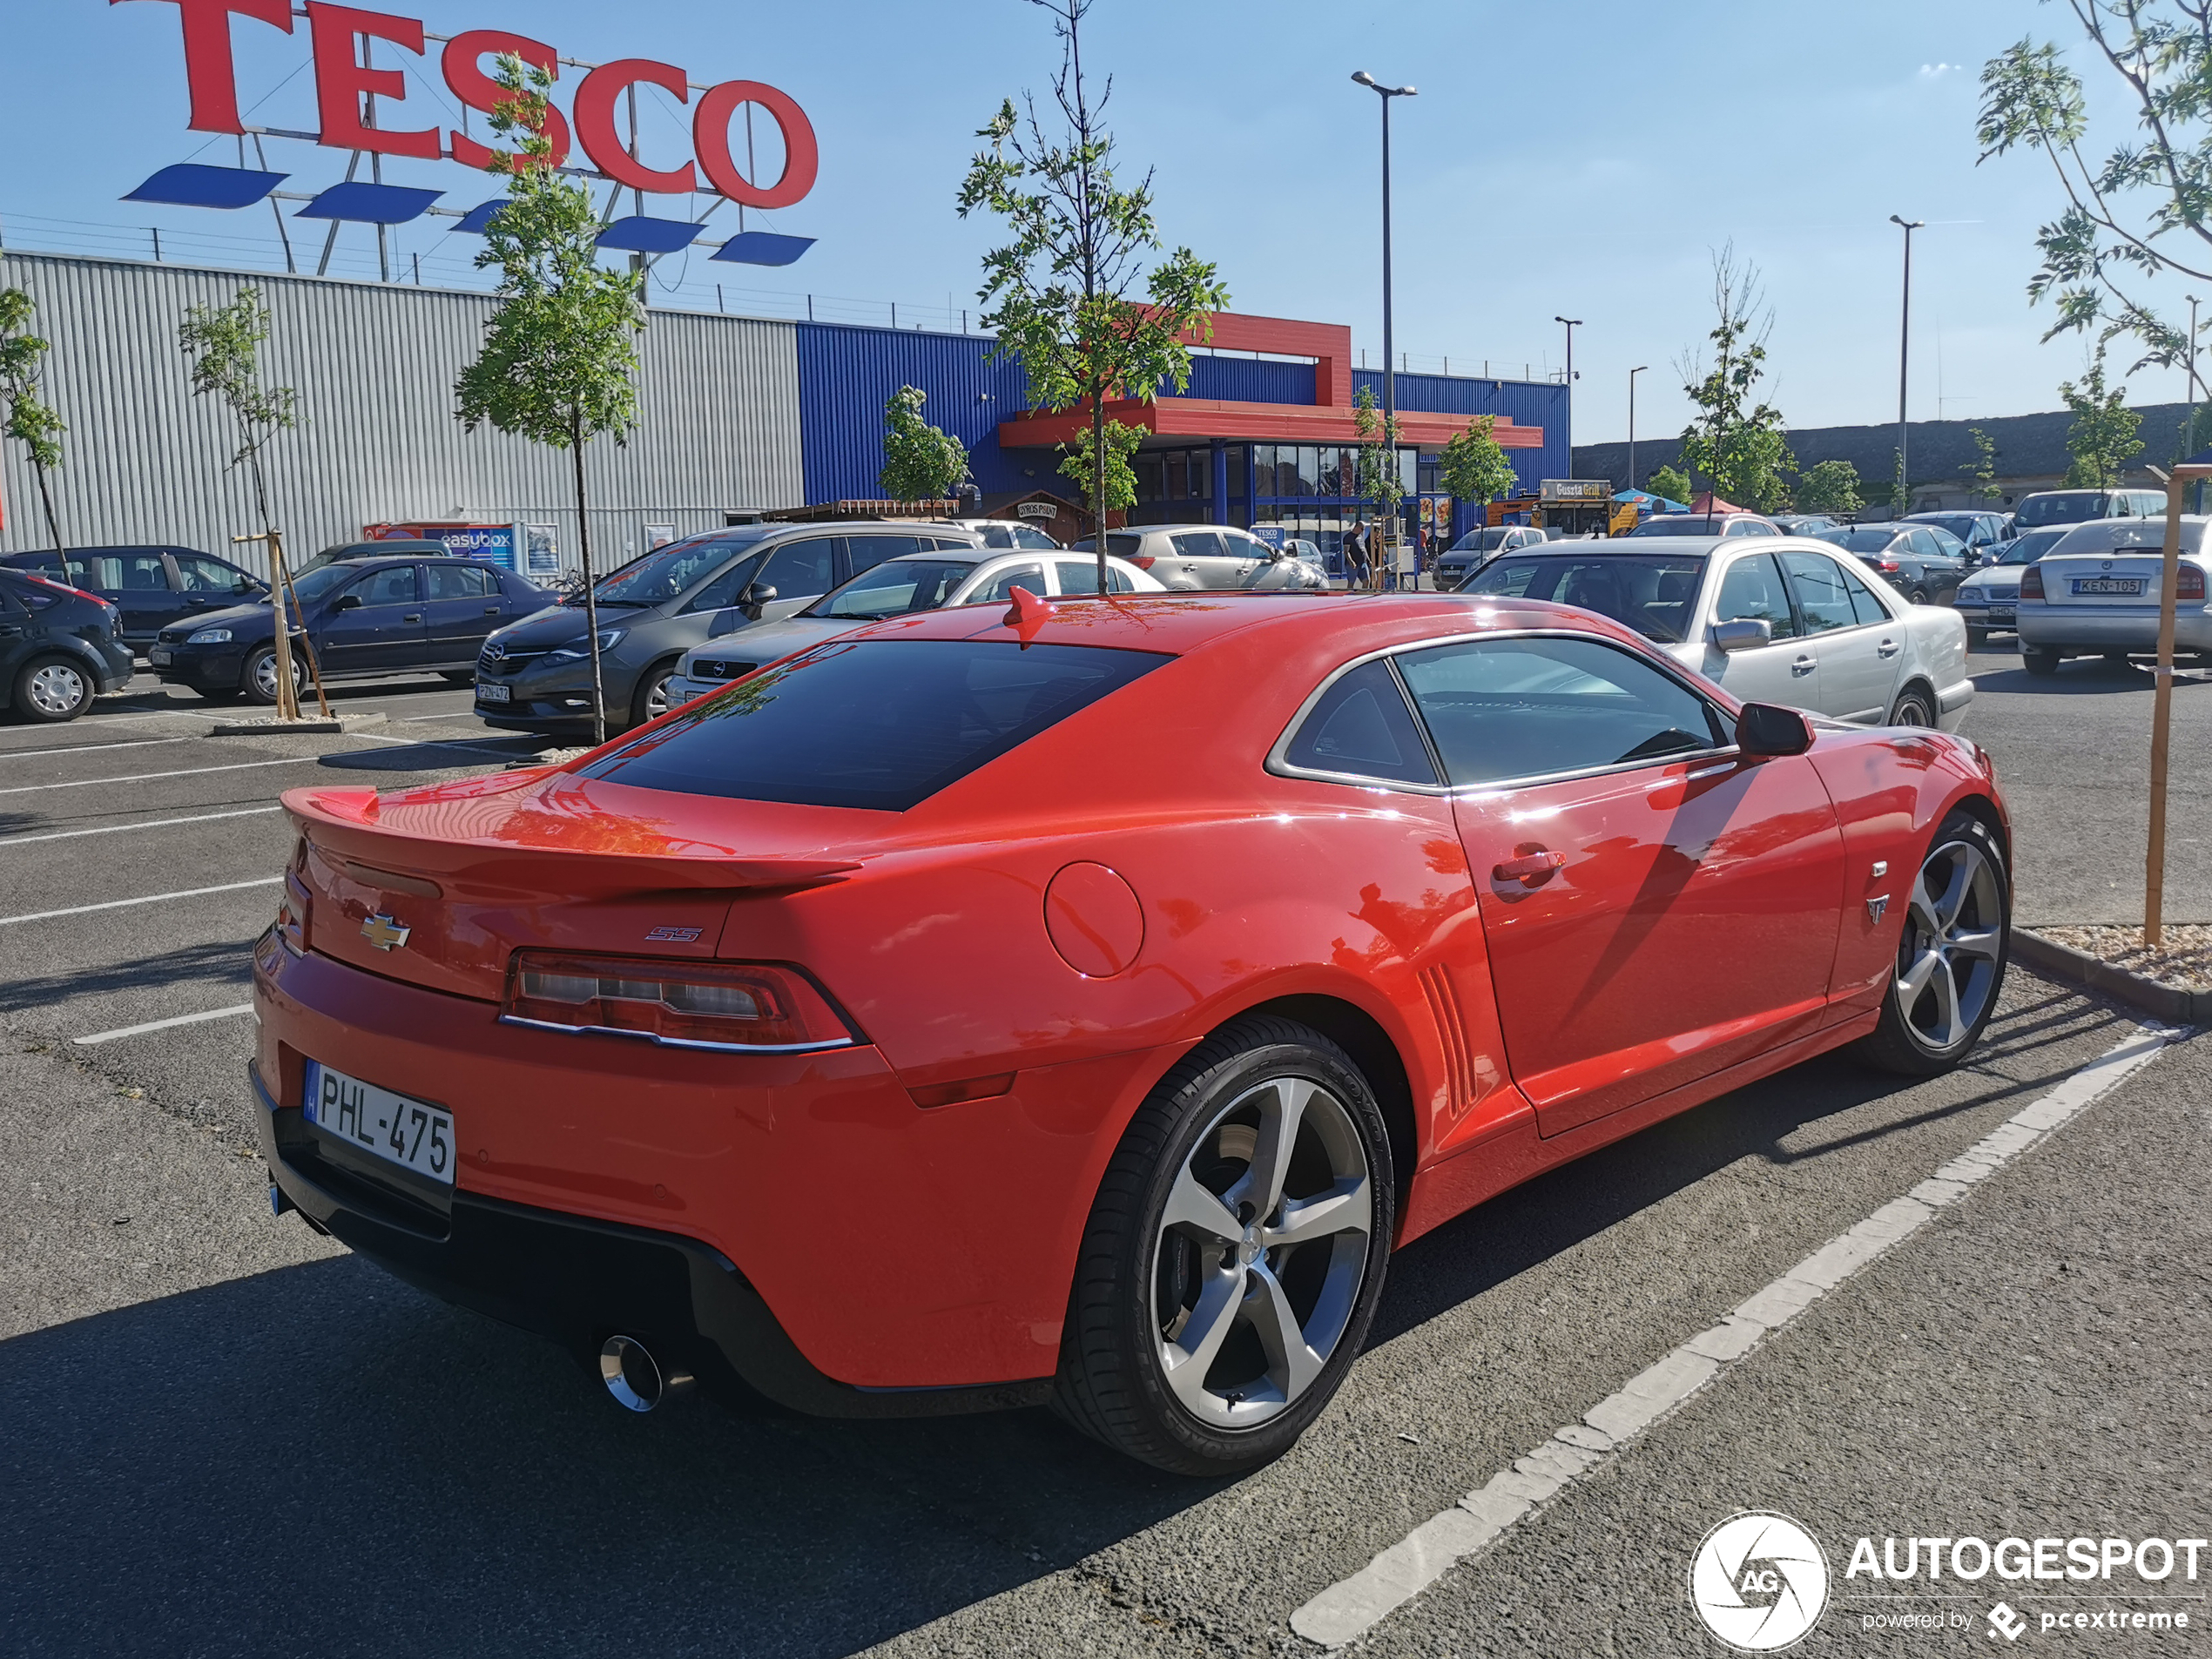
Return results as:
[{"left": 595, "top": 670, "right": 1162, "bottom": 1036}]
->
[{"left": 1251, "top": 442, "right": 1418, "bottom": 575}]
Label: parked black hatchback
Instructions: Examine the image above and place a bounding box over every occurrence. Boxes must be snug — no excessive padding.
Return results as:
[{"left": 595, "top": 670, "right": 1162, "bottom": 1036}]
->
[
  {"left": 0, "top": 568, "right": 135, "bottom": 722},
  {"left": 0, "top": 545, "right": 266, "bottom": 649},
  {"left": 149, "top": 555, "right": 551, "bottom": 704}
]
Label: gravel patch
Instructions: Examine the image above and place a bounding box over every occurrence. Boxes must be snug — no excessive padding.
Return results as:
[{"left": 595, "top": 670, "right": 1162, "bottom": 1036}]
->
[{"left": 2038, "top": 921, "right": 2212, "bottom": 989}]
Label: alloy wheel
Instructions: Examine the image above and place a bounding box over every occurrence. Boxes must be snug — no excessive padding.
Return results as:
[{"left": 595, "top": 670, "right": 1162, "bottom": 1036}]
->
[
  {"left": 1896, "top": 837, "right": 2005, "bottom": 1053},
  {"left": 1150, "top": 1075, "right": 1372, "bottom": 1428},
  {"left": 252, "top": 649, "right": 304, "bottom": 701},
  {"left": 25, "top": 661, "right": 86, "bottom": 717},
  {"left": 644, "top": 673, "right": 672, "bottom": 720}
]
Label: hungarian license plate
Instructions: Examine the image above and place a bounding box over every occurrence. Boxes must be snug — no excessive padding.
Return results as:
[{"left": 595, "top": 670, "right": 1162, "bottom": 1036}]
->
[
  {"left": 1987, "top": 607, "right": 2016, "bottom": 622},
  {"left": 475, "top": 679, "right": 511, "bottom": 703},
  {"left": 2073, "top": 577, "right": 2145, "bottom": 596},
  {"left": 149, "top": 647, "right": 172, "bottom": 665},
  {"left": 303, "top": 1060, "right": 455, "bottom": 1185}
]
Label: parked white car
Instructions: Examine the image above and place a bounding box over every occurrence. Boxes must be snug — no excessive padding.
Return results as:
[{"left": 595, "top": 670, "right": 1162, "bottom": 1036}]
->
[
  {"left": 664, "top": 544, "right": 1165, "bottom": 705},
  {"left": 1951, "top": 525, "right": 2071, "bottom": 646},
  {"left": 2014, "top": 515, "right": 2212, "bottom": 674},
  {"left": 1457, "top": 535, "right": 1973, "bottom": 728}
]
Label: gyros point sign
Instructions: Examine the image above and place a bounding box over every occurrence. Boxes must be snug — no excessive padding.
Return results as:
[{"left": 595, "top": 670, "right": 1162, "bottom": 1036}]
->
[{"left": 115, "top": 0, "right": 819, "bottom": 208}]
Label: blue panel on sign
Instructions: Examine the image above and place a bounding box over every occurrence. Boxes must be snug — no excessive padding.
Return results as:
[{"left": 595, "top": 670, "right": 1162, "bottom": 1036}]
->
[
  {"left": 125, "top": 165, "right": 287, "bottom": 210},
  {"left": 596, "top": 216, "right": 705, "bottom": 253},
  {"left": 296, "top": 182, "right": 442, "bottom": 225},
  {"left": 711, "top": 232, "right": 815, "bottom": 267},
  {"left": 455, "top": 199, "right": 511, "bottom": 234}
]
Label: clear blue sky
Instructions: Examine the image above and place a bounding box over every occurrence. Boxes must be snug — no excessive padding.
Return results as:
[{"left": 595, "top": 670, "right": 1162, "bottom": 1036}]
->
[{"left": 4, "top": 0, "right": 2186, "bottom": 448}]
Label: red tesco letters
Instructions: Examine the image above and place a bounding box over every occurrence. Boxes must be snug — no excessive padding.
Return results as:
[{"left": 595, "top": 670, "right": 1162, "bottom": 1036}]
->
[{"left": 442, "top": 30, "right": 570, "bottom": 171}]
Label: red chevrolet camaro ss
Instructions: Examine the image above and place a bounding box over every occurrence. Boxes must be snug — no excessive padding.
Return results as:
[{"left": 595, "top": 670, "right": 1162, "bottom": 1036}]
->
[{"left": 253, "top": 589, "right": 2011, "bottom": 1474}]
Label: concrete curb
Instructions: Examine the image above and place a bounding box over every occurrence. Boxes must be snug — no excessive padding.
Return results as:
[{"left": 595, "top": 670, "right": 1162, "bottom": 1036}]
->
[
  {"left": 2012, "top": 926, "right": 2212, "bottom": 1024},
  {"left": 205, "top": 712, "right": 389, "bottom": 738}
]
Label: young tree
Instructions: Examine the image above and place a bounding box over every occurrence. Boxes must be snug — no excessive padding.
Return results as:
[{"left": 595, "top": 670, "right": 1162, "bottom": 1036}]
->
[
  {"left": 1647, "top": 463, "right": 1694, "bottom": 505},
  {"left": 179, "top": 285, "right": 325, "bottom": 718},
  {"left": 0, "top": 288, "right": 65, "bottom": 552},
  {"left": 1794, "top": 458, "right": 1865, "bottom": 515},
  {"left": 1055, "top": 418, "right": 1143, "bottom": 521},
  {"left": 1676, "top": 246, "right": 1797, "bottom": 512},
  {"left": 1440, "top": 415, "right": 1521, "bottom": 513},
  {"left": 1978, "top": 10, "right": 2212, "bottom": 368},
  {"left": 2059, "top": 346, "right": 2145, "bottom": 487},
  {"left": 455, "top": 54, "right": 645, "bottom": 745},
  {"left": 1352, "top": 386, "right": 1406, "bottom": 583},
  {"left": 957, "top": 0, "right": 1230, "bottom": 590},
  {"left": 880, "top": 385, "right": 971, "bottom": 502},
  {"left": 1959, "top": 427, "right": 1999, "bottom": 506}
]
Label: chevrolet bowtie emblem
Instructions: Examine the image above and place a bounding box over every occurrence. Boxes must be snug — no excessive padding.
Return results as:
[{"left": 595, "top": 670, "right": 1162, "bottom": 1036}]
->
[{"left": 361, "top": 913, "right": 411, "bottom": 952}]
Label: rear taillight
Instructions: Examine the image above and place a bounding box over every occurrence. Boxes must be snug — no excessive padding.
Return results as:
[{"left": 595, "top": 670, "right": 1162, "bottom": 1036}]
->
[
  {"left": 2180, "top": 564, "right": 2206, "bottom": 601},
  {"left": 1130, "top": 555, "right": 1157, "bottom": 570},
  {"left": 502, "top": 952, "right": 856, "bottom": 1052},
  {"left": 2020, "top": 565, "right": 2045, "bottom": 600},
  {"left": 1876, "top": 559, "right": 1902, "bottom": 573}
]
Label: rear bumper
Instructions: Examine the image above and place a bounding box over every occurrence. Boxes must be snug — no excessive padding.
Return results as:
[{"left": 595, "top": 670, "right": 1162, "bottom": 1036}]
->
[
  {"left": 254, "top": 1062, "right": 1052, "bottom": 1419},
  {"left": 2016, "top": 605, "right": 2212, "bottom": 651},
  {"left": 1936, "top": 677, "right": 1974, "bottom": 728}
]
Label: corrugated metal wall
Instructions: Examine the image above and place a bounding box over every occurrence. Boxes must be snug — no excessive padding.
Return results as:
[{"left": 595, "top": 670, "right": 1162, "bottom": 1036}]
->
[
  {"left": 0, "top": 251, "right": 804, "bottom": 577},
  {"left": 1175, "top": 356, "right": 1316, "bottom": 406},
  {"left": 794, "top": 321, "right": 1029, "bottom": 505},
  {"left": 1353, "top": 368, "right": 1570, "bottom": 492}
]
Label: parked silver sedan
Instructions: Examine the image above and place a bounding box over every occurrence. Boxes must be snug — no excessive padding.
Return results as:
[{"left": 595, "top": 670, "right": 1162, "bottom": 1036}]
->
[
  {"left": 1075, "top": 523, "right": 1328, "bottom": 590},
  {"left": 663, "top": 545, "right": 1165, "bottom": 706},
  {"left": 1456, "top": 535, "right": 1973, "bottom": 728},
  {"left": 2015, "top": 515, "right": 2212, "bottom": 674}
]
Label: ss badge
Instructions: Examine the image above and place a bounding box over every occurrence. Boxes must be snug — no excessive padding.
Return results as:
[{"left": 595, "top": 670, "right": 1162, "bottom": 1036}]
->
[{"left": 1866, "top": 895, "right": 1890, "bottom": 924}]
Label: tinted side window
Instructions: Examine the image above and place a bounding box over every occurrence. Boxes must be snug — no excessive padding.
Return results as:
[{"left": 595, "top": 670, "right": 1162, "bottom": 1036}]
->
[
  {"left": 1170, "top": 530, "right": 1226, "bottom": 559},
  {"left": 846, "top": 534, "right": 921, "bottom": 575},
  {"left": 1834, "top": 560, "right": 1891, "bottom": 625},
  {"left": 1778, "top": 550, "right": 1857, "bottom": 633},
  {"left": 1283, "top": 659, "right": 1438, "bottom": 786},
  {"left": 1714, "top": 552, "right": 1799, "bottom": 639},
  {"left": 425, "top": 563, "right": 492, "bottom": 600},
  {"left": 755, "top": 536, "right": 839, "bottom": 597},
  {"left": 1397, "top": 637, "right": 1724, "bottom": 786},
  {"left": 355, "top": 566, "right": 419, "bottom": 605}
]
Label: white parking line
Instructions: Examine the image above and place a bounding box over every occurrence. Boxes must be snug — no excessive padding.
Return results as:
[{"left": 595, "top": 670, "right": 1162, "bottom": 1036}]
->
[
  {"left": 1288, "top": 1023, "right": 2181, "bottom": 1649},
  {"left": 0, "top": 755, "right": 325, "bottom": 796},
  {"left": 0, "top": 806, "right": 282, "bottom": 846},
  {"left": 0, "top": 877, "right": 281, "bottom": 927},
  {"left": 73, "top": 1003, "right": 254, "bottom": 1046},
  {"left": 0, "top": 736, "right": 198, "bottom": 761}
]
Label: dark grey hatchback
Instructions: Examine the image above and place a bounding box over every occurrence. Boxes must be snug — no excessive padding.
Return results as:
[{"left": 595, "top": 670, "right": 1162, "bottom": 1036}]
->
[{"left": 0, "top": 568, "right": 135, "bottom": 722}]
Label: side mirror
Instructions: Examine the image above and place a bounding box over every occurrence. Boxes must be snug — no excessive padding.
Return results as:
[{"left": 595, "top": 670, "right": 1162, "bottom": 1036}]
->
[
  {"left": 333, "top": 592, "right": 363, "bottom": 612},
  {"left": 1737, "top": 701, "right": 1814, "bottom": 757},
  {"left": 1712, "top": 617, "right": 1773, "bottom": 653},
  {"left": 740, "top": 583, "right": 778, "bottom": 620}
]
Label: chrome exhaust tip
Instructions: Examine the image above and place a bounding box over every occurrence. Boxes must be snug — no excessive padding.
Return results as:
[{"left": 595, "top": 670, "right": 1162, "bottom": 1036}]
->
[{"left": 598, "top": 1334, "right": 694, "bottom": 1413}]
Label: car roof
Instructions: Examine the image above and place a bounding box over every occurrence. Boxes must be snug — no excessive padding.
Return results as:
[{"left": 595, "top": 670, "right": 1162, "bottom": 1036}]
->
[{"left": 323, "top": 540, "right": 452, "bottom": 558}]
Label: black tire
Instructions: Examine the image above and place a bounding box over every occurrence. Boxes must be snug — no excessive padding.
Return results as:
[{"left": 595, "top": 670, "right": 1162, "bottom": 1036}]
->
[
  {"left": 2022, "top": 647, "right": 2061, "bottom": 677},
  {"left": 10, "top": 654, "right": 93, "bottom": 723},
  {"left": 1885, "top": 685, "right": 1936, "bottom": 726},
  {"left": 1908, "top": 587, "right": 1930, "bottom": 606},
  {"left": 629, "top": 661, "right": 677, "bottom": 729},
  {"left": 1053, "top": 1014, "right": 1395, "bottom": 1476},
  {"left": 1966, "top": 627, "right": 1989, "bottom": 651},
  {"left": 1853, "top": 809, "right": 2009, "bottom": 1076},
  {"left": 242, "top": 644, "right": 305, "bottom": 707}
]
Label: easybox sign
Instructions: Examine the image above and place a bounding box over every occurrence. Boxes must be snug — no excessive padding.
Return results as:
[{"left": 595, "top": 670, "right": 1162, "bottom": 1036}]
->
[{"left": 116, "top": 0, "right": 818, "bottom": 208}]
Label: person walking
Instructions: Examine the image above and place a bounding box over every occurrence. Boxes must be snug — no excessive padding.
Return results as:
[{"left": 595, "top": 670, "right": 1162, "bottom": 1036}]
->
[{"left": 1345, "top": 519, "right": 1370, "bottom": 590}]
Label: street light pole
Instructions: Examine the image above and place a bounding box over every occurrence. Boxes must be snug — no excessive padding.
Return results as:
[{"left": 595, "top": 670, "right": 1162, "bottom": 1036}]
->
[
  {"left": 1353, "top": 69, "right": 1415, "bottom": 583},
  {"left": 1554, "top": 318, "right": 1582, "bottom": 466},
  {"left": 1628, "top": 364, "right": 1649, "bottom": 494},
  {"left": 1890, "top": 215, "right": 1924, "bottom": 515}
]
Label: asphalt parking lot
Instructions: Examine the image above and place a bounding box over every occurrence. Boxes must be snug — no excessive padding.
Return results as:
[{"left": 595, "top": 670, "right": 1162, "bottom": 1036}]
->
[{"left": 2, "top": 644, "right": 2207, "bottom": 1657}]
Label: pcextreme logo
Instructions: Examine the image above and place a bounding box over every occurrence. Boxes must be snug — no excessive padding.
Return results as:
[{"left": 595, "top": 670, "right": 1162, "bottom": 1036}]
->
[{"left": 1689, "top": 1511, "right": 1831, "bottom": 1652}]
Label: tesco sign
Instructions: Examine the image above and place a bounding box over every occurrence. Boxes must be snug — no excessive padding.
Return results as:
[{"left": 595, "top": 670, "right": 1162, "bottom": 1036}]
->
[{"left": 115, "top": 0, "right": 819, "bottom": 209}]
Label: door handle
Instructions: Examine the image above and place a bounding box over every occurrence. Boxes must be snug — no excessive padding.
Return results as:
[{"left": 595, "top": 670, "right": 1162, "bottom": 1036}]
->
[
  {"left": 0, "top": 624, "right": 21, "bottom": 639},
  {"left": 482, "top": 605, "right": 502, "bottom": 615},
  {"left": 1493, "top": 849, "right": 1568, "bottom": 887},
  {"left": 1878, "top": 638, "right": 1900, "bottom": 658},
  {"left": 402, "top": 613, "right": 421, "bottom": 624},
  {"left": 1791, "top": 654, "right": 1817, "bottom": 676}
]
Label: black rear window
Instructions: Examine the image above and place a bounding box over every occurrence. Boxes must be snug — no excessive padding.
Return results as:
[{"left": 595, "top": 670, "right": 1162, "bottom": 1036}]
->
[
  {"left": 1461, "top": 553, "right": 1710, "bottom": 643},
  {"left": 582, "top": 639, "right": 1169, "bottom": 811},
  {"left": 2014, "top": 492, "right": 2107, "bottom": 528}
]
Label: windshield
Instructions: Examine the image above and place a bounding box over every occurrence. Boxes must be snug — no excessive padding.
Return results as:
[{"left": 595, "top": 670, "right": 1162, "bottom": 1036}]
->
[
  {"left": 2014, "top": 492, "right": 2108, "bottom": 528},
  {"left": 1817, "top": 529, "right": 1904, "bottom": 553},
  {"left": 1449, "top": 528, "right": 1518, "bottom": 553},
  {"left": 291, "top": 564, "right": 358, "bottom": 603},
  {"left": 1460, "top": 553, "right": 1710, "bottom": 643},
  {"left": 1912, "top": 516, "right": 1981, "bottom": 541},
  {"left": 590, "top": 533, "right": 769, "bottom": 606},
  {"left": 806, "top": 558, "right": 980, "bottom": 620},
  {"left": 582, "top": 639, "right": 1169, "bottom": 812},
  {"left": 1996, "top": 528, "right": 2067, "bottom": 564}
]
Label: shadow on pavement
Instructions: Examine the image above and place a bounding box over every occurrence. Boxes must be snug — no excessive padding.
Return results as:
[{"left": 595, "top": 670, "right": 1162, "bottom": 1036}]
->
[
  {"left": 316, "top": 737, "right": 552, "bottom": 774},
  {"left": 1970, "top": 661, "right": 2212, "bottom": 697},
  {"left": 0, "top": 940, "right": 248, "bottom": 1016}
]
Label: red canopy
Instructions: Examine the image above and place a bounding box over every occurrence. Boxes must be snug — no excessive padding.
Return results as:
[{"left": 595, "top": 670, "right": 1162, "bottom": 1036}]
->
[{"left": 1690, "top": 490, "right": 1745, "bottom": 513}]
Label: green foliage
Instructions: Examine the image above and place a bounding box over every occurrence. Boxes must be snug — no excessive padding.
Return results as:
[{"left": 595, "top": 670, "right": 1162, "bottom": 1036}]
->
[
  {"left": 1352, "top": 385, "right": 1407, "bottom": 524},
  {"left": 1647, "top": 464, "right": 1693, "bottom": 505},
  {"left": 1675, "top": 246, "right": 1797, "bottom": 513},
  {"left": 1959, "top": 428, "right": 1999, "bottom": 505},
  {"left": 1977, "top": 12, "right": 2212, "bottom": 365},
  {"left": 0, "top": 287, "right": 65, "bottom": 550},
  {"left": 957, "top": 0, "right": 1230, "bottom": 556},
  {"left": 2060, "top": 347, "right": 2146, "bottom": 487},
  {"left": 179, "top": 284, "right": 297, "bottom": 530},
  {"left": 1794, "top": 459, "right": 1865, "bottom": 515},
  {"left": 1439, "top": 415, "right": 1520, "bottom": 508},
  {"left": 1056, "top": 418, "right": 1142, "bottom": 511},
  {"left": 453, "top": 53, "right": 645, "bottom": 745},
  {"left": 880, "top": 385, "right": 970, "bottom": 501}
]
